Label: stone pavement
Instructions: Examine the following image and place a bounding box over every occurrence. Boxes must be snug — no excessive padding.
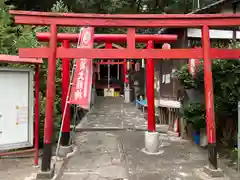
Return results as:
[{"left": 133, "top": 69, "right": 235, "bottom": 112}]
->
[
  {"left": 0, "top": 156, "right": 37, "bottom": 180},
  {"left": 59, "top": 97, "right": 240, "bottom": 180},
  {"left": 77, "top": 97, "right": 148, "bottom": 129}
]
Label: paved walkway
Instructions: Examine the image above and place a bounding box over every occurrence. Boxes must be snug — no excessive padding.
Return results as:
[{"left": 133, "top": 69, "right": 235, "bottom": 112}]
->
[
  {"left": 0, "top": 156, "right": 37, "bottom": 180},
  {"left": 59, "top": 97, "right": 239, "bottom": 180}
]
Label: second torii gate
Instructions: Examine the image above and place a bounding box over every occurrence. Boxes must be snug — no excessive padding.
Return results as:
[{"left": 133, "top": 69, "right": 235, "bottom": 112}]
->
[{"left": 36, "top": 32, "right": 178, "bottom": 147}]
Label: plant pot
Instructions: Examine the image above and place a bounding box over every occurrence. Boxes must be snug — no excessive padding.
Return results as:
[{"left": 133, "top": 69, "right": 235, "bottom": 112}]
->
[
  {"left": 193, "top": 131, "right": 200, "bottom": 145},
  {"left": 200, "top": 128, "right": 208, "bottom": 147}
]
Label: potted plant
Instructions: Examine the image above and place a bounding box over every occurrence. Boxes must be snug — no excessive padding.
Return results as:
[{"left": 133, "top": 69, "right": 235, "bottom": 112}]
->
[
  {"left": 182, "top": 102, "right": 205, "bottom": 145},
  {"left": 174, "top": 65, "right": 197, "bottom": 90}
]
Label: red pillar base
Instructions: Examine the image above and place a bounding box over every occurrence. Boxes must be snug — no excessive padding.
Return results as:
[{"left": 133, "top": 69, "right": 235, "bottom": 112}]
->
[
  {"left": 203, "top": 164, "right": 224, "bottom": 178},
  {"left": 208, "top": 143, "right": 218, "bottom": 170},
  {"left": 41, "top": 143, "right": 52, "bottom": 171},
  {"left": 58, "top": 144, "right": 73, "bottom": 157},
  {"left": 60, "top": 132, "right": 70, "bottom": 146},
  {"left": 37, "top": 168, "right": 54, "bottom": 179}
]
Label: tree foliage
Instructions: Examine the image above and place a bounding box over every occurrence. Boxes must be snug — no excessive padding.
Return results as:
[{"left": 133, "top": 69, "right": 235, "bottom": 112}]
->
[
  {"left": 0, "top": 6, "right": 40, "bottom": 55},
  {"left": 4, "top": 0, "right": 194, "bottom": 14},
  {"left": 182, "top": 102, "right": 205, "bottom": 131},
  {"left": 0, "top": 0, "right": 79, "bottom": 146}
]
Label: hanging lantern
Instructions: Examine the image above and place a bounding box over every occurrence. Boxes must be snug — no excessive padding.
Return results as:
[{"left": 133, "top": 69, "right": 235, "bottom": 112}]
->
[
  {"left": 127, "top": 61, "right": 130, "bottom": 70},
  {"left": 162, "top": 43, "right": 171, "bottom": 49},
  {"left": 135, "top": 62, "right": 140, "bottom": 72},
  {"left": 188, "top": 58, "right": 200, "bottom": 77},
  {"left": 188, "top": 47, "right": 200, "bottom": 78}
]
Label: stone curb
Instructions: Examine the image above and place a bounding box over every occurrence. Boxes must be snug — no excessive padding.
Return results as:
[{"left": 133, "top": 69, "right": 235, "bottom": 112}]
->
[{"left": 53, "top": 146, "right": 78, "bottom": 180}]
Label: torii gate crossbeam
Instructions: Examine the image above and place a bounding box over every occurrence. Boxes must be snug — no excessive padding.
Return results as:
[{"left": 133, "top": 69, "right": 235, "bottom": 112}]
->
[{"left": 36, "top": 32, "right": 178, "bottom": 42}]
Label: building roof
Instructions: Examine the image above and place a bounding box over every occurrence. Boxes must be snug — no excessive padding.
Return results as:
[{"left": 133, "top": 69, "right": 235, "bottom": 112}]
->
[{"left": 158, "top": 0, "right": 240, "bottom": 34}]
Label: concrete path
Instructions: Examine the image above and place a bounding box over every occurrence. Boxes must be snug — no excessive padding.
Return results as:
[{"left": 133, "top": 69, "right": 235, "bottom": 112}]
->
[
  {"left": 59, "top": 97, "right": 239, "bottom": 180},
  {"left": 77, "top": 97, "right": 147, "bottom": 129},
  {"left": 0, "top": 156, "right": 37, "bottom": 180}
]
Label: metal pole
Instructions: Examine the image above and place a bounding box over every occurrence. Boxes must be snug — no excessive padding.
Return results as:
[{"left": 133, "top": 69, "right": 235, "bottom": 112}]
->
[
  {"left": 61, "top": 40, "right": 71, "bottom": 146},
  {"left": 146, "top": 40, "right": 156, "bottom": 132},
  {"left": 98, "top": 64, "right": 100, "bottom": 80},
  {"left": 117, "top": 60, "right": 120, "bottom": 80},
  {"left": 108, "top": 64, "right": 110, "bottom": 89},
  {"left": 106, "top": 43, "right": 112, "bottom": 89},
  {"left": 121, "top": 61, "right": 124, "bottom": 82},
  {"left": 202, "top": 25, "right": 217, "bottom": 169},
  {"left": 124, "top": 59, "right": 127, "bottom": 83},
  {"left": 41, "top": 24, "right": 58, "bottom": 172},
  {"left": 34, "top": 64, "right": 40, "bottom": 166}
]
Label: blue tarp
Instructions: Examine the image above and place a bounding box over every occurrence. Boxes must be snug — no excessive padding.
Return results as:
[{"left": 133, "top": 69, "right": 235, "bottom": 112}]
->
[{"left": 136, "top": 99, "right": 147, "bottom": 106}]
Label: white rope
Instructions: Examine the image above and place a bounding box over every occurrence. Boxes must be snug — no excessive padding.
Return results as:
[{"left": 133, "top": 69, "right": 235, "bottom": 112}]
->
[{"left": 53, "top": 27, "right": 85, "bottom": 169}]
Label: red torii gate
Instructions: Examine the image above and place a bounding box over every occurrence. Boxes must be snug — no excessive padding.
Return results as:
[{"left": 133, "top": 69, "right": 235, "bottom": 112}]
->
[
  {"left": 9, "top": 10, "right": 240, "bottom": 175},
  {"left": 36, "top": 32, "right": 177, "bottom": 147}
]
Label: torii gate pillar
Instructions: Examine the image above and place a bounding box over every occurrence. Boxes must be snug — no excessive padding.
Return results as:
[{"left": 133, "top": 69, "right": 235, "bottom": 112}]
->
[
  {"left": 201, "top": 25, "right": 223, "bottom": 177},
  {"left": 40, "top": 24, "right": 58, "bottom": 178}
]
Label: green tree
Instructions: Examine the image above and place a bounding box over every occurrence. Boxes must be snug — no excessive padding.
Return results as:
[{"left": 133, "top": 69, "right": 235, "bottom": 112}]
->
[
  {"left": 0, "top": 0, "right": 79, "bottom": 146},
  {"left": 0, "top": 6, "right": 40, "bottom": 55},
  {"left": 4, "top": 0, "right": 194, "bottom": 14},
  {"left": 176, "top": 42, "right": 240, "bottom": 147}
]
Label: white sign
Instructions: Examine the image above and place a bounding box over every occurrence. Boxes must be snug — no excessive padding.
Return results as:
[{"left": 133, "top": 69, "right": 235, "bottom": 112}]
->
[
  {"left": 165, "top": 74, "right": 171, "bottom": 84},
  {"left": 0, "top": 68, "right": 33, "bottom": 151},
  {"left": 162, "top": 74, "right": 171, "bottom": 84}
]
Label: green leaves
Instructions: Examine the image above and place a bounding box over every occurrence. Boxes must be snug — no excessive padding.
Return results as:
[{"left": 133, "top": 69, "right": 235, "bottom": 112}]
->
[
  {"left": 174, "top": 64, "right": 197, "bottom": 89},
  {"left": 0, "top": 1, "right": 78, "bottom": 146},
  {"left": 177, "top": 41, "right": 240, "bottom": 134},
  {"left": 182, "top": 102, "right": 205, "bottom": 131},
  {"left": 51, "top": 0, "right": 69, "bottom": 13}
]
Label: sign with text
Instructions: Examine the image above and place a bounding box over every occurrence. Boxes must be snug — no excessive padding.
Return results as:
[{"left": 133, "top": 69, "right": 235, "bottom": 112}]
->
[
  {"left": 69, "top": 27, "right": 94, "bottom": 109},
  {"left": 0, "top": 68, "right": 34, "bottom": 151}
]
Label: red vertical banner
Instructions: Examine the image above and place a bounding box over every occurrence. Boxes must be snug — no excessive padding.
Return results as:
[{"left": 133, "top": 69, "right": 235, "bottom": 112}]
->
[
  {"left": 69, "top": 27, "right": 94, "bottom": 109},
  {"left": 188, "top": 47, "right": 200, "bottom": 78}
]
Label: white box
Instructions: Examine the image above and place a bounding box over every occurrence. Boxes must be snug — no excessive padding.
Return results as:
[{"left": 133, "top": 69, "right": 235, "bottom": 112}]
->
[
  {"left": 104, "top": 88, "right": 114, "bottom": 97},
  {"left": 0, "top": 68, "right": 34, "bottom": 151}
]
